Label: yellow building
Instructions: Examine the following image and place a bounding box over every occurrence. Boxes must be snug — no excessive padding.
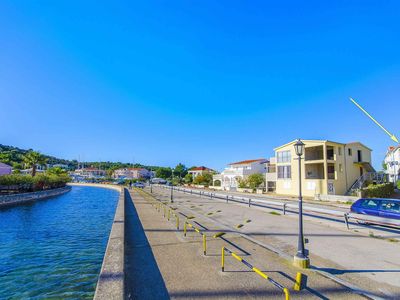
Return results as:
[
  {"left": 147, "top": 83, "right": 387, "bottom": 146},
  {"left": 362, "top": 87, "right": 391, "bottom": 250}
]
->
[{"left": 274, "top": 140, "right": 374, "bottom": 197}]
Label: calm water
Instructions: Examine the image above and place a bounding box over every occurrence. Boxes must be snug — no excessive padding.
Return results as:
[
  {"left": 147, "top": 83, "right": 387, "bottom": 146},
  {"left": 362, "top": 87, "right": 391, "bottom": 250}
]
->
[{"left": 0, "top": 186, "right": 119, "bottom": 299}]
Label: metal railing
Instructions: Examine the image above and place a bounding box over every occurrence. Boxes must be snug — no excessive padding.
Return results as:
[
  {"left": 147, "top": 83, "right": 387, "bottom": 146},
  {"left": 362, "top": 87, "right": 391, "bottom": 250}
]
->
[
  {"left": 157, "top": 185, "right": 400, "bottom": 230},
  {"left": 221, "top": 247, "right": 290, "bottom": 300},
  {"left": 184, "top": 220, "right": 207, "bottom": 255}
]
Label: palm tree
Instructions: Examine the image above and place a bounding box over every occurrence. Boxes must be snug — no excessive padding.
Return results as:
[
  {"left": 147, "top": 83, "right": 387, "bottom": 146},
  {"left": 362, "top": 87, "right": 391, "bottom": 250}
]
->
[{"left": 23, "top": 151, "right": 47, "bottom": 176}]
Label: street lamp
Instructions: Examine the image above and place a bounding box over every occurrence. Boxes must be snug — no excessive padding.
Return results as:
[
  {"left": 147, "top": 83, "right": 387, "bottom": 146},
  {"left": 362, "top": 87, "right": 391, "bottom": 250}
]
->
[
  {"left": 293, "top": 139, "right": 310, "bottom": 268},
  {"left": 171, "top": 168, "right": 174, "bottom": 203}
]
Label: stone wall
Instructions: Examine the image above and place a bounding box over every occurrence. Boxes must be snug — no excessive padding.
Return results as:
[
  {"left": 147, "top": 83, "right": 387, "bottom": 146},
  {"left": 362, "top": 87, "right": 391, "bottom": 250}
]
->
[
  {"left": 0, "top": 186, "right": 71, "bottom": 207},
  {"left": 94, "top": 187, "right": 125, "bottom": 300}
]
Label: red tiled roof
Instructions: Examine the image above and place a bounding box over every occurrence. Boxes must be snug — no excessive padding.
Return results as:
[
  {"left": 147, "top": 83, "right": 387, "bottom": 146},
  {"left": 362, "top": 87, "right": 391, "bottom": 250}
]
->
[
  {"left": 190, "top": 166, "right": 208, "bottom": 171},
  {"left": 128, "top": 168, "right": 146, "bottom": 171},
  {"left": 229, "top": 159, "right": 267, "bottom": 165}
]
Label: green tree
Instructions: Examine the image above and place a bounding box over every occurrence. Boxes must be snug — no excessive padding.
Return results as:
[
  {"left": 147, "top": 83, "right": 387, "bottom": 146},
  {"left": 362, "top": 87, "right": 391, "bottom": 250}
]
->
[
  {"left": 184, "top": 173, "right": 193, "bottom": 184},
  {"left": 174, "top": 163, "right": 188, "bottom": 179},
  {"left": 155, "top": 167, "right": 172, "bottom": 179},
  {"left": 247, "top": 173, "right": 265, "bottom": 191},
  {"left": 382, "top": 161, "right": 387, "bottom": 171},
  {"left": 23, "top": 151, "right": 47, "bottom": 176},
  {"left": 0, "top": 153, "right": 12, "bottom": 165},
  {"left": 237, "top": 177, "right": 248, "bottom": 188},
  {"left": 193, "top": 173, "right": 213, "bottom": 186},
  {"left": 46, "top": 167, "right": 68, "bottom": 176}
]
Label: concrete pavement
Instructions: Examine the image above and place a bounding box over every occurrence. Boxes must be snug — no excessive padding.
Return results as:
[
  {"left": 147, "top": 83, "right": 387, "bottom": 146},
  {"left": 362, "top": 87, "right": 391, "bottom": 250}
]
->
[
  {"left": 124, "top": 189, "right": 362, "bottom": 299},
  {"left": 150, "top": 186, "right": 400, "bottom": 299}
]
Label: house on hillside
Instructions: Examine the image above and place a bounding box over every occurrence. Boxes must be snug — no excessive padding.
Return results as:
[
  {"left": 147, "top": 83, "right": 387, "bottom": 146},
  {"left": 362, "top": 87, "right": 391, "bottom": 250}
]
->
[
  {"left": 188, "top": 166, "right": 215, "bottom": 179},
  {"left": 113, "top": 168, "right": 151, "bottom": 179},
  {"left": 74, "top": 168, "right": 107, "bottom": 179},
  {"left": 274, "top": 139, "right": 375, "bottom": 197},
  {"left": 213, "top": 159, "right": 268, "bottom": 191},
  {"left": 0, "top": 162, "right": 12, "bottom": 176},
  {"left": 384, "top": 146, "right": 400, "bottom": 184}
]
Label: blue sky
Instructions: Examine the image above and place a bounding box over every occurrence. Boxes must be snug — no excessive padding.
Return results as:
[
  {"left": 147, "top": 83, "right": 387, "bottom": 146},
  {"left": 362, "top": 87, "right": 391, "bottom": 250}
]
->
[{"left": 1, "top": 1, "right": 399, "bottom": 171}]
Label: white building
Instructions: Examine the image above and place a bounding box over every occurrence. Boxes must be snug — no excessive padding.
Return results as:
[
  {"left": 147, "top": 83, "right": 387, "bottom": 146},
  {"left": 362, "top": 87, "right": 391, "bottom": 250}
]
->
[
  {"left": 384, "top": 146, "right": 400, "bottom": 184},
  {"left": 188, "top": 166, "right": 215, "bottom": 179},
  {"left": 73, "top": 168, "right": 107, "bottom": 179},
  {"left": 213, "top": 159, "right": 268, "bottom": 191},
  {"left": 113, "top": 168, "right": 151, "bottom": 179}
]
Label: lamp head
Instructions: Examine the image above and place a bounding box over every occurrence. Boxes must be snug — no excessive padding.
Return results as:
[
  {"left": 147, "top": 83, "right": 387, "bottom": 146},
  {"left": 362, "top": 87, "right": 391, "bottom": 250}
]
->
[{"left": 294, "top": 139, "right": 305, "bottom": 157}]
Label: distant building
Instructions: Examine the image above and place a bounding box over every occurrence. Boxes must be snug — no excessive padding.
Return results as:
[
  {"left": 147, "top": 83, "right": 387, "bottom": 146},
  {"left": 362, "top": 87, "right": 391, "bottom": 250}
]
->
[
  {"left": 384, "top": 146, "right": 400, "bottom": 184},
  {"left": 74, "top": 168, "right": 107, "bottom": 179},
  {"left": 113, "top": 168, "right": 151, "bottom": 180},
  {"left": 274, "top": 139, "right": 375, "bottom": 197},
  {"left": 188, "top": 166, "right": 215, "bottom": 179},
  {"left": 0, "top": 162, "right": 12, "bottom": 176},
  {"left": 265, "top": 157, "right": 277, "bottom": 192},
  {"left": 213, "top": 159, "right": 268, "bottom": 191}
]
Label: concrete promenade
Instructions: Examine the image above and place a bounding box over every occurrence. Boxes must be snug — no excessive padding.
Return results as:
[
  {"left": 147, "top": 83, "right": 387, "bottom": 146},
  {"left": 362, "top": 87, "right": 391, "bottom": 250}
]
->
[
  {"left": 151, "top": 186, "right": 400, "bottom": 299},
  {"left": 124, "top": 188, "right": 360, "bottom": 299}
]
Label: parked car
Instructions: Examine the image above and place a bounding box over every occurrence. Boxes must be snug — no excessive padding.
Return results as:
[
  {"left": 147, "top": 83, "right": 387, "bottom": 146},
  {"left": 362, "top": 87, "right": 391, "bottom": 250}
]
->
[
  {"left": 350, "top": 198, "right": 400, "bottom": 220},
  {"left": 133, "top": 182, "right": 145, "bottom": 188}
]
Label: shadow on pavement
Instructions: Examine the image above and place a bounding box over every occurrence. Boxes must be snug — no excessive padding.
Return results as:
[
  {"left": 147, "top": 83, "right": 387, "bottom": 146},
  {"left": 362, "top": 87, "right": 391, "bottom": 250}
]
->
[{"left": 125, "top": 192, "right": 170, "bottom": 299}]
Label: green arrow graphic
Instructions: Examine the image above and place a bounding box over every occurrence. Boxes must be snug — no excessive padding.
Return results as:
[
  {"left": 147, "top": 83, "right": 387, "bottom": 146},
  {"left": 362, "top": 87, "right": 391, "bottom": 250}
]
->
[{"left": 350, "top": 97, "right": 399, "bottom": 144}]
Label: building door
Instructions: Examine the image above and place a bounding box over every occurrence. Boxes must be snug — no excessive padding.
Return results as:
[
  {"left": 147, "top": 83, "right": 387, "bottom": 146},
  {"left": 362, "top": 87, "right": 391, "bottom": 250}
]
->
[{"left": 360, "top": 167, "right": 363, "bottom": 177}]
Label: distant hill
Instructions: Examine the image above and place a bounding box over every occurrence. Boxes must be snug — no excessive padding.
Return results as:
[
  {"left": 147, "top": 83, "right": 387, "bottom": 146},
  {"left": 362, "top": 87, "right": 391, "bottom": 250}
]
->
[
  {"left": 0, "top": 144, "right": 162, "bottom": 172},
  {"left": 0, "top": 144, "right": 77, "bottom": 170}
]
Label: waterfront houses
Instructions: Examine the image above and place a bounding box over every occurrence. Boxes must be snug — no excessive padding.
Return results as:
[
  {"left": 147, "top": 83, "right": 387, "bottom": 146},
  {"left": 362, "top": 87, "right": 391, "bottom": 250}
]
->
[
  {"left": 0, "top": 162, "right": 12, "bottom": 176},
  {"left": 274, "top": 140, "right": 374, "bottom": 197},
  {"left": 384, "top": 146, "right": 400, "bottom": 184},
  {"left": 213, "top": 159, "right": 268, "bottom": 191},
  {"left": 113, "top": 167, "right": 152, "bottom": 180},
  {"left": 188, "top": 166, "right": 215, "bottom": 179},
  {"left": 73, "top": 168, "right": 107, "bottom": 179}
]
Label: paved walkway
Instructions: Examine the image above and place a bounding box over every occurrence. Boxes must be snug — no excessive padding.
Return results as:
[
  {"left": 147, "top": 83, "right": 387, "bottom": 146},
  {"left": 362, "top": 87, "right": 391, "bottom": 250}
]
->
[
  {"left": 150, "top": 186, "right": 400, "bottom": 299},
  {"left": 124, "top": 189, "right": 360, "bottom": 299}
]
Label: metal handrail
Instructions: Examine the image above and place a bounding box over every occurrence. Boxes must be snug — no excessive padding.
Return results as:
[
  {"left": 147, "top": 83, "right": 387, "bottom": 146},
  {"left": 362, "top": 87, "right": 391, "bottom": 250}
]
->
[{"left": 221, "top": 247, "right": 290, "bottom": 300}]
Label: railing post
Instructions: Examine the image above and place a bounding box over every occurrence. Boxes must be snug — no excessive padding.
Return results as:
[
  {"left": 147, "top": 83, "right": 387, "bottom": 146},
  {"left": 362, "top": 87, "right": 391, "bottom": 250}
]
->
[
  {"left": 221, "top": 247, "right": 225, "bottom": 272},
  {"left": 168, "top": 208, "right": 170, "bottom": 220},
  {"left": 226, "top": 195, "right": 228, "bottom": 203},
  {"left": 344, "top": 213, "right": 349, "bottom": 229},
  {"left": 184, "top": 221, "right": 187, "bottom": 236},
  {"left": 203, "top": 234, "right": 207, "bottom": 255},
  {"left": 283, "top": 203, "right": 286, "bottom": 215},
  {"left": 248, "top": 198, "right": 251, "bottom": 207},
  {"left": 283, "top": 288, "right": 290, "bottom": 300},
  {"left": 176, "top": 215, "right": 179, "bottom": 230}
]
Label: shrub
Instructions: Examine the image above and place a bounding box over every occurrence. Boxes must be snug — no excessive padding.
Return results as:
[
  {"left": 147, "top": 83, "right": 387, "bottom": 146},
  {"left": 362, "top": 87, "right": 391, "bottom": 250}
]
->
[
  {"left": 397, "top": 180, "right": 400, "bottom": 190},
  {"left": 362, "top": 183, "right": 394, "bottom": 198},
  {"left": 0, "top": 174, "right": 70, "bottom": 193}
]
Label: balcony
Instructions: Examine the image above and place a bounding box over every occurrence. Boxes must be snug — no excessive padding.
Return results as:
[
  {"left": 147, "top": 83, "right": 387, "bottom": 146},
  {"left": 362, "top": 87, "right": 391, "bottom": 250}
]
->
[{"left": 305, "top": 146, "right": 324, "bottom": 161}]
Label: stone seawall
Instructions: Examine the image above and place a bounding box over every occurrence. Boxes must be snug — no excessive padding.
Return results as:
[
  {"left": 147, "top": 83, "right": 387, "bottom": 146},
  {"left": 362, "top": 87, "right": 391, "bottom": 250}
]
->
[
  {"left": 0, "top": 186, "right": 71, "bottom": 207},
  {"left": 94, "top": 187, "right": 126, "bottom": 300}
]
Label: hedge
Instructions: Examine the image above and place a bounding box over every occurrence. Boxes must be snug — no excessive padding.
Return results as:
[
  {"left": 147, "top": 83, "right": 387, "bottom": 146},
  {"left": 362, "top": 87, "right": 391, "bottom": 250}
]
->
[
  {"left": 0, "top": 174, "right": 70, "bottom": 192},
  {"left": 362, "top": 183, "right": 394, "bottom": 198}
]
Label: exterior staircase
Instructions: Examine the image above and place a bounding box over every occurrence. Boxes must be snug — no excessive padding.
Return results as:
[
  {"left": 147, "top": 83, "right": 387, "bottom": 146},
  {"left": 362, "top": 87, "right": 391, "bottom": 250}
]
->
[{"left": 345, "top": 172, "right": 387, "bottom": 196}]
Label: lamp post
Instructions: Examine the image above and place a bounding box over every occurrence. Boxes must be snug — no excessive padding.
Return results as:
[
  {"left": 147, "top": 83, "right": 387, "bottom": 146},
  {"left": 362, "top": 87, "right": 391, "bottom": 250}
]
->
[
  {"left": 293, "top": 139, "right": 310, "bottom": 268},
  {"left": 171, "top": 168, "right": 174, "bottom": 203}
]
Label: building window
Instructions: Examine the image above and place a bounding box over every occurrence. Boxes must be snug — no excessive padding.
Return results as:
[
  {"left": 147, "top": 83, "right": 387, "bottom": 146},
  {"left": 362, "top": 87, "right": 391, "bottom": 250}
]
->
[
  {"left": 348, "top": 148, "right": 352, "bottom": 156},
  {"left": 338, "top": 147, "right": 342, "bottom": 155},
  {"left": 277, "top": 151, "right": 291, "bottom": 163},
  {"left": 277, "top": 166, "right": 291, "bottom": 179},
  {"left": 339, "top": 164, "right": 343, "bottom": 172}
]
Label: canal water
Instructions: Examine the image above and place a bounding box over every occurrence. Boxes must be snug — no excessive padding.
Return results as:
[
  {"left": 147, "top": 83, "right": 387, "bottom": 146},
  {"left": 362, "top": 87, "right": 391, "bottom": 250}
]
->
[{"left": 0, "top": 186, "right": 119, "bottom": 299}]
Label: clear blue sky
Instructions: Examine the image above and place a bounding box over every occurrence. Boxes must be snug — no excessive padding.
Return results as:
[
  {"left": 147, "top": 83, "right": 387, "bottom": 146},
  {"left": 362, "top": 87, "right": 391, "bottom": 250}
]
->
[{"left": 1, "top": 1, "right": 399, "bottom": 171}]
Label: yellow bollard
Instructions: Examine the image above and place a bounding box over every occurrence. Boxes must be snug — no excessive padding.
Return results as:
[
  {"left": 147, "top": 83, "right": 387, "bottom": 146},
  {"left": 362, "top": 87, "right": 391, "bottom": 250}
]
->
[
  {"left": 221, "top": 247, "right": 225, "bottom": 272},
  {"left": 283, "top": 287, "right": 290, "bottom": 300},
  {"left": 293, "top": 272, "right": 303, "bottom": 291},
  {"left": 203, "top": 234, "right": 207, "bottom": 255},
  {"left": 163, "top": 205, "right": 166, "bottom": 218},
  {"left": 167, "top": 208, "right": 170, "bottom": 220},
  {"left": 184, "top": 221, "right": 187, "bottom": 236}
]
